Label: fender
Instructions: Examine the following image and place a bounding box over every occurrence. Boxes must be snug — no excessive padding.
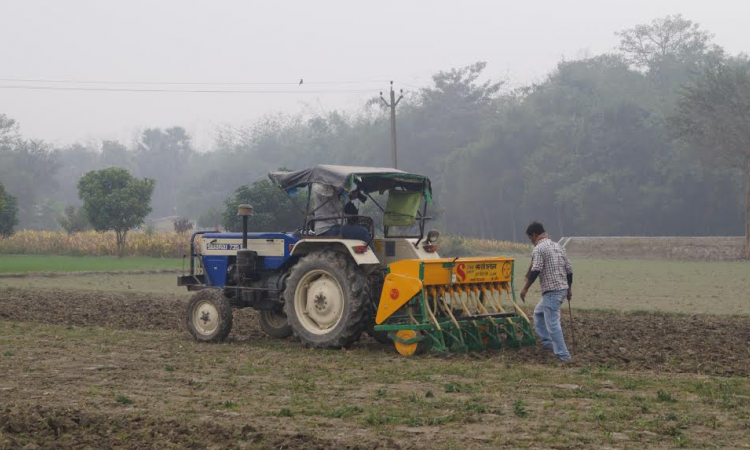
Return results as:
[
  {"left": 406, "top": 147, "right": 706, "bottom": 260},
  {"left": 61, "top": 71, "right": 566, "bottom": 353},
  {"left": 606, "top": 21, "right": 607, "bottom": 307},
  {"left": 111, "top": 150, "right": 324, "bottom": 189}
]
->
[{"left": 290, "top": 239, "right": 380, "bottom": 266}]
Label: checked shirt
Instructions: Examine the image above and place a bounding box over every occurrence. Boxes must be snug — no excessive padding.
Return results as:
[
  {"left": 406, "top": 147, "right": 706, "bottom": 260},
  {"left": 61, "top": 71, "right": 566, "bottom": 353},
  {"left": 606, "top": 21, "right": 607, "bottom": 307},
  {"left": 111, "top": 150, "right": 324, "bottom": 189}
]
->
[{"left": 531, "top": 238, "right": 573, "bottom": 293}]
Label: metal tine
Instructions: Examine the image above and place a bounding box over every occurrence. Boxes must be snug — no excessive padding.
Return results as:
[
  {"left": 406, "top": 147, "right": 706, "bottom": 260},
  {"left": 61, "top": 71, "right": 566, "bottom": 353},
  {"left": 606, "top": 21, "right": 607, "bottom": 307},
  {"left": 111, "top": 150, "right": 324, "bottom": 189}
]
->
[
  {"left": 425, "top": 287, "right": 442, "bottom": 331},
  {"left": 480, "top": 284, "right": 494, "bottom": 312},
  {"left": 473, "top": 285, "right": 492, "bottom": 316},
  {"left": 501, "top": 282, "right": 532, "bottom": 325},
  {"left": 440, "top": 287, "right": 462, "bottom": 329},
  {"left": 489, "top": 284, "right": 505, "bottom": 312},
  {"left": 454, "top": 286, "right": 472, "bottom": 317},
  {"left": 470, "top": 285, "right": 483, "bottom": 315},
  {"left": 462, "top": 285, "right": 474, "bottom": 312}
]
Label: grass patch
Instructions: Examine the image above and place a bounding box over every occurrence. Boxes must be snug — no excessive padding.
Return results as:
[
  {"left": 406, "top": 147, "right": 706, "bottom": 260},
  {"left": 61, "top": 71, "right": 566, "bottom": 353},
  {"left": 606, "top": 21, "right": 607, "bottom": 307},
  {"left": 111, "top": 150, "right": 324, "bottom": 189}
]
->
[
  {"left": 115, "top": 395, "right": 134, "bottom": 405},
  {"left": 324, "top": 405, "right": 364, "bottom": 419},
  {"left": 513, "top": 399, "right": 528, "bottom": 418},
  {"left": 0, "top": 254, "right": 183, "bottom": 274},
  {"left": 657, "top": 390, "right": 676, "bottom": 403},
  {"left": 444, "top": 382, "right": 478, "bottom": 393}
]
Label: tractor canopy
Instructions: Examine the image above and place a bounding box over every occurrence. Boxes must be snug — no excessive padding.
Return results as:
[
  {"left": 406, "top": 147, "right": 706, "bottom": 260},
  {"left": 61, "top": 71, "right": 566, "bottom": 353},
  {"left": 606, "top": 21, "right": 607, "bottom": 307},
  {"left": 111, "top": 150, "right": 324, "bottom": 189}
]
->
[{"left": 268, "top": 165, "right": 433, "bottom": 204}]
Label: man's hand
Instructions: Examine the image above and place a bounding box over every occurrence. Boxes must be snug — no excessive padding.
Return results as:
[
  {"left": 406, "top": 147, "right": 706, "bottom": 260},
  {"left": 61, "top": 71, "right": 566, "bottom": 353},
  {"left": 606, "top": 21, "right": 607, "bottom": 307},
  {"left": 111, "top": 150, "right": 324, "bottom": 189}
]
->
[
  {"left": 520, "top": 287, "right": 528, "bottom": 302},
  {"left": 567, "top": 288, "right": 573, "bottom": 301}
]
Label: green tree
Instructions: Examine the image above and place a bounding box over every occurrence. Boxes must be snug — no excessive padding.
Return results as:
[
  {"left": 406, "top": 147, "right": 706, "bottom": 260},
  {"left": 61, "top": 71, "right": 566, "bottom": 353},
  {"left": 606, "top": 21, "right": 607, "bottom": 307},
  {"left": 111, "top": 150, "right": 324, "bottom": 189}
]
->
[
  {"left": 0, "top": 181, "right": 18, "bottom": 236},
  {"left": 78, "top": 168, "right": 155, "bottom": 257},
  {"left": 670, "top": 56, "right": 750, "bottom": 258},
  {"left": 57, "top": 205, "right": 90, "bottom": 235},
  {"left": 222, "top": 179, "right": 304, "bottom": 232}
]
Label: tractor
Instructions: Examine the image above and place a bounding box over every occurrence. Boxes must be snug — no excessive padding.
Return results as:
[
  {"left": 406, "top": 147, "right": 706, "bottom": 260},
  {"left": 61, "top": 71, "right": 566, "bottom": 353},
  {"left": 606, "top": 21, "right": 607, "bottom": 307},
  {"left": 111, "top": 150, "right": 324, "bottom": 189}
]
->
[{"left": 179, "top": 165, "right": 534, "bottom": 354}]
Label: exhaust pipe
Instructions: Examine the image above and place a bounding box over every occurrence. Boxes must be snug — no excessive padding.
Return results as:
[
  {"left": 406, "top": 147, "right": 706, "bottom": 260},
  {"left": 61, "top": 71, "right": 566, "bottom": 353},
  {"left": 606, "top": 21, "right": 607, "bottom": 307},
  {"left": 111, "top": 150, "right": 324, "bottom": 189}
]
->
[{"left": 237, "top": 204, "right": 254, "bottom": 249}]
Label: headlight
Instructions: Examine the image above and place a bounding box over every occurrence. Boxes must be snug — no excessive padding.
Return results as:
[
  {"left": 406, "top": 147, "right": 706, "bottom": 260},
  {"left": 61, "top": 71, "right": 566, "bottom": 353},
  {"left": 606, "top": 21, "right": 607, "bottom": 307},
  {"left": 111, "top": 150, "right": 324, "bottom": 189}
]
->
[{"left": 427, "top": 230, "right": 440, "bottom": 243}]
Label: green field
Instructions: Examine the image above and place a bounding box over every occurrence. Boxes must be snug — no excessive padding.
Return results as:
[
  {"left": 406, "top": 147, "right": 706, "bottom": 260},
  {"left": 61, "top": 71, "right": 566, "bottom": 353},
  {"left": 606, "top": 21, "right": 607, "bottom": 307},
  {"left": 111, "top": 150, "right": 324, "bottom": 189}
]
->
[
  {"left": 1, "top": 254, "right": 748, "bottom": 315},
  {"left": 0, "top": 254, "right": 183, "bottom": 274},
  {"left": 513, "top": 256, "right": 750, "bottom": 315}
]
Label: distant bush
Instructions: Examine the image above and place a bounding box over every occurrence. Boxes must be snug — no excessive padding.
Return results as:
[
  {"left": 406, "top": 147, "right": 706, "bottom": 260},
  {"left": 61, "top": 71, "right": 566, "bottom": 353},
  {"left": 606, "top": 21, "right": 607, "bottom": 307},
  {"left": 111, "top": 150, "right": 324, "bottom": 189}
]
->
[
  {"left": 173, "top": 217, "right": 194, "bottom": 234},
  {"left": 58, "top": 205, "right": 91, "bottom": 235},
  {"left": 0, "top": 182, "right": 18, "bottom": 237},
  {"left": 0, "top": 230, "right": 189, "bottom": 258},
  {"left": 439, "top": 235, "right": 530, "bottom": 257}
]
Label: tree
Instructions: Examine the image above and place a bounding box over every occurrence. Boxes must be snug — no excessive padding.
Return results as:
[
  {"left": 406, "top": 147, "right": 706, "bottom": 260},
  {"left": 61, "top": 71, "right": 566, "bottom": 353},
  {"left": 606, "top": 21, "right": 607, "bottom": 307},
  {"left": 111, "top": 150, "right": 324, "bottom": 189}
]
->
[
  {"left": 0, "top": 181, "right": 18, "bottom": 236},
  {"left": 57, "top": 205, "right": 90, "bottom": 235},
  {"left": 670, "top": 56, "right": 750, "bottom": 258},
  {"left": 173, "top": 217, "right": 194, "bottom": 234},
  {"left": 0, "top": 137, "right": 60, "bottom": 229},
  {"left": 616, "top": 14, "right": 716, "bottom": 72},
  {"left": 221, "top": 179, "right": 304, "bottom": 233},
  {"left": 136, "top": 127, "right": 193, "bottom": 216},
  {"left": 78, "top": 168, "right": 155, "bottom": 257}
]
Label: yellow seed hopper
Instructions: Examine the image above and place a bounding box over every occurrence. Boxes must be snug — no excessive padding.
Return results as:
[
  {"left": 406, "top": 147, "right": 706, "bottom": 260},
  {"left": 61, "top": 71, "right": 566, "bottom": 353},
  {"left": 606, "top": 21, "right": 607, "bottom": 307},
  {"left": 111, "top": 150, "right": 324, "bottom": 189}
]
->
[{"left": 373, "top": 256, "right": 535, "bottom": 355}]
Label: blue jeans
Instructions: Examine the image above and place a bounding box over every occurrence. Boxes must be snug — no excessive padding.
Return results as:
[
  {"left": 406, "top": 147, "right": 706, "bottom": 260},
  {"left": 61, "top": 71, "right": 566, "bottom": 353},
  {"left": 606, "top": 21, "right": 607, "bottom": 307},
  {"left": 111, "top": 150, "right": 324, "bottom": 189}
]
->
[{"left": 533, "top": 289, "right": 571, "bottom": 360}]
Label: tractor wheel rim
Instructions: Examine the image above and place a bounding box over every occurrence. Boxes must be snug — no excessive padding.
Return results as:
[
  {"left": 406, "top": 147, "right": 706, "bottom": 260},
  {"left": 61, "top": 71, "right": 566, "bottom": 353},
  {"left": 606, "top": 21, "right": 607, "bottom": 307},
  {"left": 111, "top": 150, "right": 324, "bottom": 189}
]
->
[
  {"left": 295, "top": 269, "right": 344, "bottom": 335},
  {"left": 193, "top": 300, "right": 219, "bottom": 335},
  {"left": 262, "top": 310, "right": 288, "bottom": 328}
]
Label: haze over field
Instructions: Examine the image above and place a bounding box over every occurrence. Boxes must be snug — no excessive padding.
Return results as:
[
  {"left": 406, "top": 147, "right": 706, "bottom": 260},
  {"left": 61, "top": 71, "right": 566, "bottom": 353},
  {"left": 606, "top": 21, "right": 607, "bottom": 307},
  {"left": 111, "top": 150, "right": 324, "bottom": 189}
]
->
[
  {"left": 2, "top": 0, "right": 749, "bottom": 145},
  {"left": 1, "top": 1, "right": 750, "bottom": 252}
]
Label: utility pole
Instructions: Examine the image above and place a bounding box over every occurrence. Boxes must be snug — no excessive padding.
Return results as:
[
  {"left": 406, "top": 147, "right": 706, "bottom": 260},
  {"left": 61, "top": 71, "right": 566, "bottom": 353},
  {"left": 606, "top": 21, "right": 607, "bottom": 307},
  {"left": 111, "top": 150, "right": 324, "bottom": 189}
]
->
[{"left": 380, "top": 81, "right": 403, "bottom": 169}]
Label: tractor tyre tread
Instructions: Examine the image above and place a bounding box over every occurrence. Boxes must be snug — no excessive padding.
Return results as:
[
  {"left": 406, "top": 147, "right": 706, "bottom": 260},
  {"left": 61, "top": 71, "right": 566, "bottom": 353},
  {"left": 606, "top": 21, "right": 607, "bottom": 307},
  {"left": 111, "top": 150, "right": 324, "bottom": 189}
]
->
[
  {"left": 186, "top": 289, "right": 233, "bottom": 342},
  {"left": 258, "top": 310, "right": 293, "bottom": 339},
  {"left": 284, "top": 250, "right": 369, "bottom": 349}
]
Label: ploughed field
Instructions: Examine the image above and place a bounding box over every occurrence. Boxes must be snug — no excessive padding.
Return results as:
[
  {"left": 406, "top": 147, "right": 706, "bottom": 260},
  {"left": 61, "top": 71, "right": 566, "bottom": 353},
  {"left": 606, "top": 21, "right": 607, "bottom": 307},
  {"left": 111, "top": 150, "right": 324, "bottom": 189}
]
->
[{"left": 1, "top": 260, "right": 750, "bottom": 449}]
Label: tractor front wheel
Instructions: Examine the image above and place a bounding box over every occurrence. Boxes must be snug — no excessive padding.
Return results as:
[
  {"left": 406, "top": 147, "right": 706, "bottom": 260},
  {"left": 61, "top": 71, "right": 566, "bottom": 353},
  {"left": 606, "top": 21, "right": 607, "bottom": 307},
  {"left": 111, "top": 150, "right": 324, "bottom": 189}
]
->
[
  {"left": 186, "top": 289, "right": 233, "bottom": 342},
  {"left": 259, "top": 309, "right": 293, "bottom": 339},
  {"left": 284, "top": 250, "right": 368, "bottom": 348}
]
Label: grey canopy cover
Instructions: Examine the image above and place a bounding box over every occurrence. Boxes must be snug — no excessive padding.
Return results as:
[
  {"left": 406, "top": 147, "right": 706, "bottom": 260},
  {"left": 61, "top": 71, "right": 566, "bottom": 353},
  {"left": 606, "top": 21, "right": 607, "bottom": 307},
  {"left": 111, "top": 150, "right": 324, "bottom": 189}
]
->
[{"left": 269, "top": 165, "right": 432, "bottom": 202}]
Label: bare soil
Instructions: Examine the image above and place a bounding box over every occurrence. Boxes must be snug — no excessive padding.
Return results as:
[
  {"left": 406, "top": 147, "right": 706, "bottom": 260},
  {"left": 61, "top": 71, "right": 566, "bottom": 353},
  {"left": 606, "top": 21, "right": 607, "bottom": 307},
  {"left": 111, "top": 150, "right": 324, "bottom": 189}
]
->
[
  {"left": 2, "top": 287, "right": 749, "bottom": 377},
  {"left": 2, "top": 287, "right": 750, "bottom": 449}
]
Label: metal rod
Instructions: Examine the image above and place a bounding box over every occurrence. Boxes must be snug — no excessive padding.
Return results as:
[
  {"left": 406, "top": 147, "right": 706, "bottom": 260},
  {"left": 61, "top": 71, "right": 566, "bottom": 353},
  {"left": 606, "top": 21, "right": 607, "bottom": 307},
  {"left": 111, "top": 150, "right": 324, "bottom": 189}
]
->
[
  {"left": 242, "top": 215, "right": 248, "bottom": 249},
  {"left": 567, "top": 299, "right": 576, "bottom": 346}
]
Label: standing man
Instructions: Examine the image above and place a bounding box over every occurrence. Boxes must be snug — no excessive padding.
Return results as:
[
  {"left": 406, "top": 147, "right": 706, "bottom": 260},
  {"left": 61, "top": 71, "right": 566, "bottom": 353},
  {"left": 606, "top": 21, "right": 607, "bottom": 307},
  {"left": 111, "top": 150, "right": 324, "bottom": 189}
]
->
[{"left": 520, "top": 221, "right": 573, "bottom": 362}]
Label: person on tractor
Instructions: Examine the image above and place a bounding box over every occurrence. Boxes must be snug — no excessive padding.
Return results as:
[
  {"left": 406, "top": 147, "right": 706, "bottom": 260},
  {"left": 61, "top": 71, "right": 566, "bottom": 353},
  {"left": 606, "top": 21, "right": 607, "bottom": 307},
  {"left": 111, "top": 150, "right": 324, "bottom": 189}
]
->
[{"left": 311, "top": 182, "right": 370, "bottom": 242}]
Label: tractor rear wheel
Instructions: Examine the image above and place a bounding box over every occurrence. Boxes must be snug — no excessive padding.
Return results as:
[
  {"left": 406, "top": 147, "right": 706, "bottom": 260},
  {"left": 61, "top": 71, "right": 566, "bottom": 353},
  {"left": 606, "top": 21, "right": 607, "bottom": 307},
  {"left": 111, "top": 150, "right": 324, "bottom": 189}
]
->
[
  {"left": 284, "top": 250, "right": 368, "bottom": 348},
  {"left": 186, "top": 289, "right": 233, "bottom": 342},
  {"left": 259, "top": 309, "right": 293, "bottom": 338}
]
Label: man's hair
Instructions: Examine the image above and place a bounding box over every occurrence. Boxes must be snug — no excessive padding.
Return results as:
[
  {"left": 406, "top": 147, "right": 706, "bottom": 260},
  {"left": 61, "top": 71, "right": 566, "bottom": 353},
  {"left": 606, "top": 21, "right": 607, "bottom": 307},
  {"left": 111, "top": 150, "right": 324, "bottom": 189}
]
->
[{"left": 526, "top": 221, "right": 545, "bottom": 237}]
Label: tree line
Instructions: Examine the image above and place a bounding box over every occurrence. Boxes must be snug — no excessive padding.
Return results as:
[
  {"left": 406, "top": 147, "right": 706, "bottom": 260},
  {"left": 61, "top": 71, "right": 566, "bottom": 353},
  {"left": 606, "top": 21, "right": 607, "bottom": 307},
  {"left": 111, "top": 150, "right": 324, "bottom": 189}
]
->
[{"left": 1, "top": 15, "right": 748, "bottom": 257}]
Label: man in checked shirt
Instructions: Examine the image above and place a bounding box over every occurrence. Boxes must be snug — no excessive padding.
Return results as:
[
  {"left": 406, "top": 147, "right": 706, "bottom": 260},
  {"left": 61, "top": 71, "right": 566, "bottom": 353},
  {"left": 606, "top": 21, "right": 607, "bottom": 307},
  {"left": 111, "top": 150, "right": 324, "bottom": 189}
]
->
[{"left": 519, "top": 221, "right": 573, "bottom": 362}]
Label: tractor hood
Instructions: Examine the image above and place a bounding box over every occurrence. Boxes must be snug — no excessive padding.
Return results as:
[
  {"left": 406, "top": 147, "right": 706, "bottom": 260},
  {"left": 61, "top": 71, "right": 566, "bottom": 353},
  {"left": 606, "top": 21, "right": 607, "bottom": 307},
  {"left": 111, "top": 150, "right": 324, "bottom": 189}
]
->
[{"left": 269, "top": 165, "right": 432, "bottom": 203}]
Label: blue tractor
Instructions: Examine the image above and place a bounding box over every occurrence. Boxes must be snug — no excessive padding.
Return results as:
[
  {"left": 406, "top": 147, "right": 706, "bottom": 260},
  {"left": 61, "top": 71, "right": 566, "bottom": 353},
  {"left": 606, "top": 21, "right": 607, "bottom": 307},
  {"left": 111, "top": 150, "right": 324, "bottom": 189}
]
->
[{"left": 179, "top": 165, "right": 441, "bottom": 348}]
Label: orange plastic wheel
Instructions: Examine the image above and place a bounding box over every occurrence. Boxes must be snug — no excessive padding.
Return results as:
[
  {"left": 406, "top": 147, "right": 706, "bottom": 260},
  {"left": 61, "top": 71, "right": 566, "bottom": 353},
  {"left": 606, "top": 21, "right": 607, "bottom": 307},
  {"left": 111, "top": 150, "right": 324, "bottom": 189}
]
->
[{"left": 394, "top": 330, "right": 421, "bottom": 356}]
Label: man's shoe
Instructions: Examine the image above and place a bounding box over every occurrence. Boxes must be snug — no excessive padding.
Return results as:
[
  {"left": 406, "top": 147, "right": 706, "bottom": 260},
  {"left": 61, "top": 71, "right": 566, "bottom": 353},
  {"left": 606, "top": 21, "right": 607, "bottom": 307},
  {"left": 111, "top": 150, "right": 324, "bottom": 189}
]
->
[{"left": 557, "top": 357, "right": 573, "bottom": 364}]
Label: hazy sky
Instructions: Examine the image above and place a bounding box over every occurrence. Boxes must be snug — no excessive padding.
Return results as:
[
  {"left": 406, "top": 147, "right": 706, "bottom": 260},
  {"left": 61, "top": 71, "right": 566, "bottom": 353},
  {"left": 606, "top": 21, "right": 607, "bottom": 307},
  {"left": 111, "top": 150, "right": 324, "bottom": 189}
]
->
[{"left": 1, "top": 0, "right": 748, "bottom": 148}]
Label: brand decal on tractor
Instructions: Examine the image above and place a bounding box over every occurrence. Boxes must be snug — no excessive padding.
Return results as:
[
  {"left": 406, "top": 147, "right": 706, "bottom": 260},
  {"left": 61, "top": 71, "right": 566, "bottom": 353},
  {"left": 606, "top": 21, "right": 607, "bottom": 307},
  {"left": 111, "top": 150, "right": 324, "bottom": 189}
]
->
[{"left": 206, "top": 243, "right": 242, "bottom": 251}]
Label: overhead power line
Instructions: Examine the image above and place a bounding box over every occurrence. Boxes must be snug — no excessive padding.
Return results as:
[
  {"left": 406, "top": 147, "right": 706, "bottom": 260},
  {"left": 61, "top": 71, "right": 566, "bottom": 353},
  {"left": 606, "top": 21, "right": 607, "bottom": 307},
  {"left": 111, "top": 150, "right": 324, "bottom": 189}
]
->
[
  {"left": 0, "top": 77, "right": 391, "bottom": 86},
  {"left": 0, "top": 84, "right": 375, "bottom": 94}
]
